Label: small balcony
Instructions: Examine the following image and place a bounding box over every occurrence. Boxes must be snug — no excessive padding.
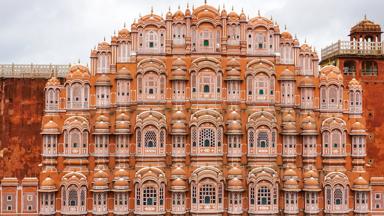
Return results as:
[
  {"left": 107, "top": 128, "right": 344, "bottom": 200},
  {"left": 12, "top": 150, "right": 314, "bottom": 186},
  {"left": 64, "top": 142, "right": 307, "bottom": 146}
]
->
[{"left": 321, "top": 40, "right": 384, "bottom": 60}]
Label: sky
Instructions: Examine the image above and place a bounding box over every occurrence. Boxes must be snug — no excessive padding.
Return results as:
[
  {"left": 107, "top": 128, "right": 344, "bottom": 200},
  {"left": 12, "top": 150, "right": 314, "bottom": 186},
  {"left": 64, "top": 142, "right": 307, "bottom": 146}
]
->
[{"left": 0, "top": 0, "right": 383, "bottom": 64}]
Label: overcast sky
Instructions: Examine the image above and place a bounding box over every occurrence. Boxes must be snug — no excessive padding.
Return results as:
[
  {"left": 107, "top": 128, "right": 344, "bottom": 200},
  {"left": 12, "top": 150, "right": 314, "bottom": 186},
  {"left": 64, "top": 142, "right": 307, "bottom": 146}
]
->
[{"left": 0, "top": 0, "right": 383, "bottom": 64}]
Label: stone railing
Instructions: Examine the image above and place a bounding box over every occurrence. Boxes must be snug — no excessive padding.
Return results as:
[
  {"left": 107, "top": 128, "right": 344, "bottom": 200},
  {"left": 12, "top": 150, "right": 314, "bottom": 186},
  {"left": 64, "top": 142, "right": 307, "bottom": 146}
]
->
[
  {"left": 0, "top": 64, "right": 70, "bottom": 78},
  {"left": 321, "top": 40, "right": 384, "bottom": 60}
]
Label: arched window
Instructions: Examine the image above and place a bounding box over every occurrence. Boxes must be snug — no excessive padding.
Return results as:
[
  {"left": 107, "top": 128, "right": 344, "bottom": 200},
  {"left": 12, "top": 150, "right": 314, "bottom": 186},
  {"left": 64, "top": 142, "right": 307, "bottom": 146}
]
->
[
  {"left": 192, "top": 123, "right": 223, "bottom": 155},
  {"left": 68, "top": 186, "right": 78, "bottom": 206},
  {"left": 172, "top": 24, "right": 186, "bottom": 45},
  {"left": 257, "top": 186, "right": 271, "bottom": 205},
  {"left": 64, "top": 128, "right": 88, "bottom": 156},
  {"left": 248, "top": 126, "right": 276, "bottom": 156},
  {"left": 199, "top": 184, "right": 216, "bottom": 204},
  {"left": 45, "top": 88, "right": 59, "bottom": 111},
  {"left": 118, "top": 42, "right": 130, "bottom": 62},
  {"left": 136, "top": 125, "right": 165, "bottom": 156},
  {"left": 343, "top": 61, "right": 356, "bottom": 75},
  {"left": 143, "top": 186, "right": 157, "bottom": 206},
  {"left": 97, "top": 53, "right": 109, "bottom": 73},
  {"left": 247, "top": 73, "right": 274, "bottom": 103},
  {"left": 227, "top": 24, "right": 240, "bottom": 45},
  {"left": 362, "top": 61, "right": 378, "bottom": 76},
  {"left": 146, "top": 31, "right": 158, "bottom": 49}
]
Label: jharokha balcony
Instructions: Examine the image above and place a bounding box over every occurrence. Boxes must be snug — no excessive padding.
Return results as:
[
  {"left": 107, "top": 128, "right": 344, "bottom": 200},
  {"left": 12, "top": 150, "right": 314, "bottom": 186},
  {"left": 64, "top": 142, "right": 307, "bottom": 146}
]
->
[{"left": 321, "top": 40, "right": 384, "bottom": 60}]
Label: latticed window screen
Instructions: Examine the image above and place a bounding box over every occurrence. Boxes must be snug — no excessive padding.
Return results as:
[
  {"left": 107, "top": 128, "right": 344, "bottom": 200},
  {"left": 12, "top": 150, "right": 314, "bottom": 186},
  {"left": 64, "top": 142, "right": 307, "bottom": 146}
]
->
[
  {"left": 143, "top": 187, "right": 157, "bottom": 205},
  {"left": 257, "top": 132, "right": 269, "bottom": 148},
  {"left": 257, "top": 186, "right": 271, "bottom": 205},
  {"left": 68, "top": 187, "right": 78, "bottom": 206},
  {"left": 144, "top": 130, "right": 157, "bottom": 147},
  {"left": 199, "top": 128, "right": 216, "bottom": 147},
  {"left": 199, "top": 184, "right": 216, "bottom": 204},
  {"left": 249, "top": 129, "right": 255, "bottom": 148}
]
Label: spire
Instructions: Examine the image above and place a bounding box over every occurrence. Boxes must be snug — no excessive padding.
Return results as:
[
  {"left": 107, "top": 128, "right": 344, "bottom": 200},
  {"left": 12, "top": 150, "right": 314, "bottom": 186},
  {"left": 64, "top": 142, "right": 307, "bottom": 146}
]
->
[
  {"left": 204, "top": 0, "right": 207, "bottom": 5},
  {"left": 103, "top": 36, "right": 106, "bottom": 41},
  {"left": 178, "top": 5, "right": 180, "bottom": 10},
  {"left": 150, "top": 6, "right": 153, "bottom": 15},
  {"left": 364, "top": 14, "right": 367, "bottom": 20},
  {"left": 232, "top": 5, "right": 234, "bottom": 11},
  {"left": 169, "top": 6, "right": 171, "bottom": 12},
  {"left": 270, "top": 15, "right": 273, "bottom": 21},
  {"left": 258, "top": 10, "right": 260, "bottom": 16},
  {"left": 123, "top": 22, "right": 126, "bottom": 28},
  {"left": 284, "top": 25, "right": 287, "bottom": 31},
  {"left": 187, "top": 2, "right": 189, "bottom": 9}
]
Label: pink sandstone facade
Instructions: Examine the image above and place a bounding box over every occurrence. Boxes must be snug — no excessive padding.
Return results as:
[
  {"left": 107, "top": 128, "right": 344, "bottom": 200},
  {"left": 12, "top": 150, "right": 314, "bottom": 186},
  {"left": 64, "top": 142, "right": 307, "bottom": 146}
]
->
[{"left": 2, "top": 3, "right": 384, "bottom": 216}]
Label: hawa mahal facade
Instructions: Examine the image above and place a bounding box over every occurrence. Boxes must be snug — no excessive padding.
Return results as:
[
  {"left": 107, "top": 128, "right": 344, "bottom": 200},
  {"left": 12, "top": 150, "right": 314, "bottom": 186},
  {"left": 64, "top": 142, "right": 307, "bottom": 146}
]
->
[{"left": 2, "top": 2, "right": 384, "bottom": 216}]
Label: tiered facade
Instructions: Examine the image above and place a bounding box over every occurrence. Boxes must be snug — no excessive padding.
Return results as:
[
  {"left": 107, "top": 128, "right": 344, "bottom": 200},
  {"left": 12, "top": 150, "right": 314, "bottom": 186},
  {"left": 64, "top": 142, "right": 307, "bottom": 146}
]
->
[{"left": 12, "top": 3, "right": 377, "bottom": 216}]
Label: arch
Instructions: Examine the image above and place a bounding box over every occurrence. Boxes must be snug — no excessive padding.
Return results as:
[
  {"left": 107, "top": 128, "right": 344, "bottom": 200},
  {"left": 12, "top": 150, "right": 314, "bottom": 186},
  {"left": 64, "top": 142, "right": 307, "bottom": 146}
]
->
[
  {"left": 137, "top": 58, "right": 166, "bottom": 76},
  {"left": 190, "top": 109, "right": 223, "bottom": 127},
  {"left": 190, "top": 166, "right": 224, "bottom": 183},
  {"left": 321, "top": 117, "right": 347, "bottom": 132}
]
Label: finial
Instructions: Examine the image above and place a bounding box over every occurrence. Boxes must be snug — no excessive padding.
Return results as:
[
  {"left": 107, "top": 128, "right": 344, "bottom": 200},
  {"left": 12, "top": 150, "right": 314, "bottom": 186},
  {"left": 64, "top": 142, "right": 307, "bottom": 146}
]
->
[
  {"left": 124, "top": 22, "right": 126, "bottom": 28},
  {"left": 223, "top": 4, "right": 225, "bottom": 9},
  {"left": 305, "top": 38, "right": 307, "bottom": 43},
  {"left": 187, "top": 2, "right": 189, "bottom": 9},
  {"left": 364, "top": 14, "right": 367, "bottom": 20},
  {"left": 232, "top": 5, "right": 234, "bottom": 11},
  {"left": 178, "top": 5, "right": 180, "bottom": 10},
  {"left": 218, "top": 4, "right": 220, "bottom": 11},
  {"left": 169, "top": 6, "right": 171, "bottom": 12},
  {"left": 139, "top": 13, "right": 142, "bottom": 18},
  {"left": 204, "top": 0, "right": 207, "bottom": 5},
  {"left": 78, "top": 59, "right": 80, "bottom": 64},
  {"left": 294, "top": 34, "right": 297, "bottom": 39},
  {"left": 270, "top": 15, "right": 273, "bottom": 21},
  {"left": 284, "top": 25, "right": 287, "bottom": 31},
  {"left": 103, "top": 36, "right": 106, "bottom": 41},
  {"left": 150, "top": 6, "right": 153, "bottom": 15},
  {"left": 258, "top": 10, "right": 260, "bottom": 16},
  {"left": 192, "top": 4, "right": 194, "bottom": 10}
]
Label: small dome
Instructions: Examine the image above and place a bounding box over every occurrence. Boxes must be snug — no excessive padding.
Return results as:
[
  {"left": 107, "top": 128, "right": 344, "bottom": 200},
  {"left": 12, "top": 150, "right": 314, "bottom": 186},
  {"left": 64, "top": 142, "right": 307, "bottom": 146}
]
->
[
  {"left": 285, "top": 178, "right": 298, "bottom": 186},
  {"left": 95, "top": 115, "right": 110, "bottom": 130},
  {"left": 354, "top": 176, "right": 369, "bottom": 186},
  {"left": 116, "top": 112, "right": 130, "bottom": 122},
  {"left": 351, "top": 121, "right": 365, "bottom": 131},
  {"left": 227, "top": 120, "right": 242, "bottom": 132},
  {"left": 279, "top": 69, "right": 295, "bottom": 80},
  {"left": 172, "top": 178, "right": 187, "bottom": 187},
  {"left": 114, "top": 178, "right": 129, "bottom": 187},
  {"left": 118, "top": 28, "right": 129, "bottom": 37},
  {"left": 41, "top": 177, "right": 55, "bottom": 188},
  {"left": 114, "top": 169, "right": 129, "bottom": 179},
  {"left": 172, "top": 167, "right": 186, "bottom": 177},
  {"left": 282, "top": 111, "right": 295, "bottom": 123},
  {"left": 227, "top": 110, "right": 241, "bottom": 121},
  {"left": 66, "top": 65, "right": 90, "bottom": 80},
  {"left": 281, "top": 31, "right": 293, "bottom": 40},
  {"left": 94, "top": 170, "right": 109, "bottom": 179},
  {"left": 97, "top": 41, "right": 110, "bottom": 51},
  {"left": 228, "top": 11, "right": 239, "bottom": 21},
  {"left": 303, "top": 169, "right": 319, "bottom": 179},
  {"left": 95, "top": 74, "right": 112, "bottom": 86},
  {"left": 93, "top": 179, "right": 108, "bottom": 188},
  {"left": 173, "top": 8, "right": 184, "bottom": 19},
  {"left": 284, "top": 168, "right": 298, "bottom": 177},
  {"left": 228, "top": 166, "right": 242, "bottom": 176},
  {"left": 173, "top": 57, "right": 187, "bottom": 67},
  {"left": 227, "top": 58, "right": 240, "bottom": 68},
  {"left": 172, "top": 110, "right": 186, "bottom": 122},
  {"left": 43, "top": 120, "right": 59, "bottom": 130},
  {"left": 299, "top": 76, "right": 315, "bottom": 88},
  {"left": 116, "top": 67, "right": 133, "bottom": 80},
  {"left": 228, "top": 178, "right": 243, "bottom": 187},
  {"left": 351, "top": 17, "right": 381, "bottom": 34},
  {"left": 46, "top": 77, "right": 60, "bottom": 87},
  {"left": 348, "top": 78, "right": 361, "bottom": 89},
  {"left": 304, "top": 177, "right": 319, "bottom": 187}
]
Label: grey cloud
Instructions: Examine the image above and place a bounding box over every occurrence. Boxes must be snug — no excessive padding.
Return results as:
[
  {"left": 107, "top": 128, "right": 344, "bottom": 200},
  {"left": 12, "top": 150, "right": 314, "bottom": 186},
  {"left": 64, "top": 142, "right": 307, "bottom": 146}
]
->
[{"left": 0, "top": 0, "right": 383, "bottom": 64}]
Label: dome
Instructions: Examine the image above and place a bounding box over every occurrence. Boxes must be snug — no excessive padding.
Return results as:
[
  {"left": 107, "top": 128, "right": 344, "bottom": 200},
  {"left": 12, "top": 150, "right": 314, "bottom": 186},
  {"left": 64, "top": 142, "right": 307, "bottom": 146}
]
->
[
  {"left": 227, "top": 58, "right": 240, "bottom": 68},
  {"left": 227, "top": 120, "right": 242, "bottom": 131},
  {"left": 227, "top": 110, "right": 241, "bottom": 121},
  {"left": 303, "top": 169, "right": 319, "bottom": 179},
  {"left": 42, "top": 120, "right": 59, "bottom": 130},
  {"left": 301, "top": 116, "right": 317, "bottom": 132},
  {"left": 116, "top": 112, "right": 130, "bottom": 122},
  {"left": 228, "top": 178, "right": 243, "bottom": 187},
  {"left": 284, "top": 168, "right": 298, "bottom": 177},
  {"left": 41, "top": 177, "right": 55, "bottom": 188},
  {"left": 116, "top": 67, "right": 133, "bottom": 80},
  {"left": 94, "top": 170, "right": 109, "bottom": 179},
  {"left": 95, "top": 114, "right": 110, "bottom": 130},
  {"left": 66, "top": 65, "right": 90, "bottom": 81},
  {"left": 118, "top": 28, "right": 129, "bottom": 37},
  {"left": 46, "top": 77, "right": 60, "bottom": 87},
  {"left": 193, "top": 4, "right": 220, "bottom": 20},
  {"left": 114, "top": 178, "right": 129, "bottom": 187},
  {"left": 285, "top": 178, "right": 298, "bottom": 186},
  {"left": 299, "top": 76, "right": 315, "bottom": 88},
  {"left": 351, "top": 17, "right": 381, "bottom": 34},
  {"left": 351, "top": 121, "right": 365, "bottom": 131},
  {"left": 93, "top": 179, "right": 108, "bottom": 187},
  {"left": 303, "top": 177, "right": 320, "bottom": 191},
  {"left": 228, "top": 166, "right": 242, "bottom": 176},
  {"left": 279, "top": 69, "right": 295, "bottom": 80},
  {"left": 171, "top": 167, "right": 186, "bottom": 177},
  {"left": 282, "top": 111, "right": 295, "bottom": 123},
  {"left": 171, "top": 58, "right": 187, "bottom": 80},
  {"left": 173, "top": 8, "right": 184, "bottom": 20},
  {"left": 173, "top": 57, "right": 187, "bottom": 68},
  {"left": 98, "top": 41, "right": 110, "bottom": 50},
  {"left": 172, "top": 121, "right": 187, "bottom": 134},
  {"left": 281, "top": 31, "right": 293, "bottom": 40},
  {"left": 95, "top": 74, "right": 112, "bottom": 86},
  {"left": 172, "top": 110, "right": 186, "bottom": 122},
  {"left": 172, "top": 178, "right": 187, "bottom": 187},
  {"left": 228, "top": 10, "right": 239, "bottom": 21},
  {"left": 239, "top": 9, "right": 246, "bottom": 21},
  {"left": 354, "top": 176, "right": 368, "bottom": 186},
  {"left": 349, "top": 78, "right": 361, "bottom": 89},
  {"left": 114, "top": 168, "right": 129, "bottom": 179},
  {"left": 320, "top": 65, "right": 343, "bottom": 83}
]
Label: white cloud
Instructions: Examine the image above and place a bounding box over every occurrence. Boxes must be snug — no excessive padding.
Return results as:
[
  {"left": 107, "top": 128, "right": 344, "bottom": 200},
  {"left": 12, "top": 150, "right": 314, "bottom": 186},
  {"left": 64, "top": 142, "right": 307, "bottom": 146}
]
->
[{"left": 0, "top": 0, "right": 383, "bottom": 64}]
